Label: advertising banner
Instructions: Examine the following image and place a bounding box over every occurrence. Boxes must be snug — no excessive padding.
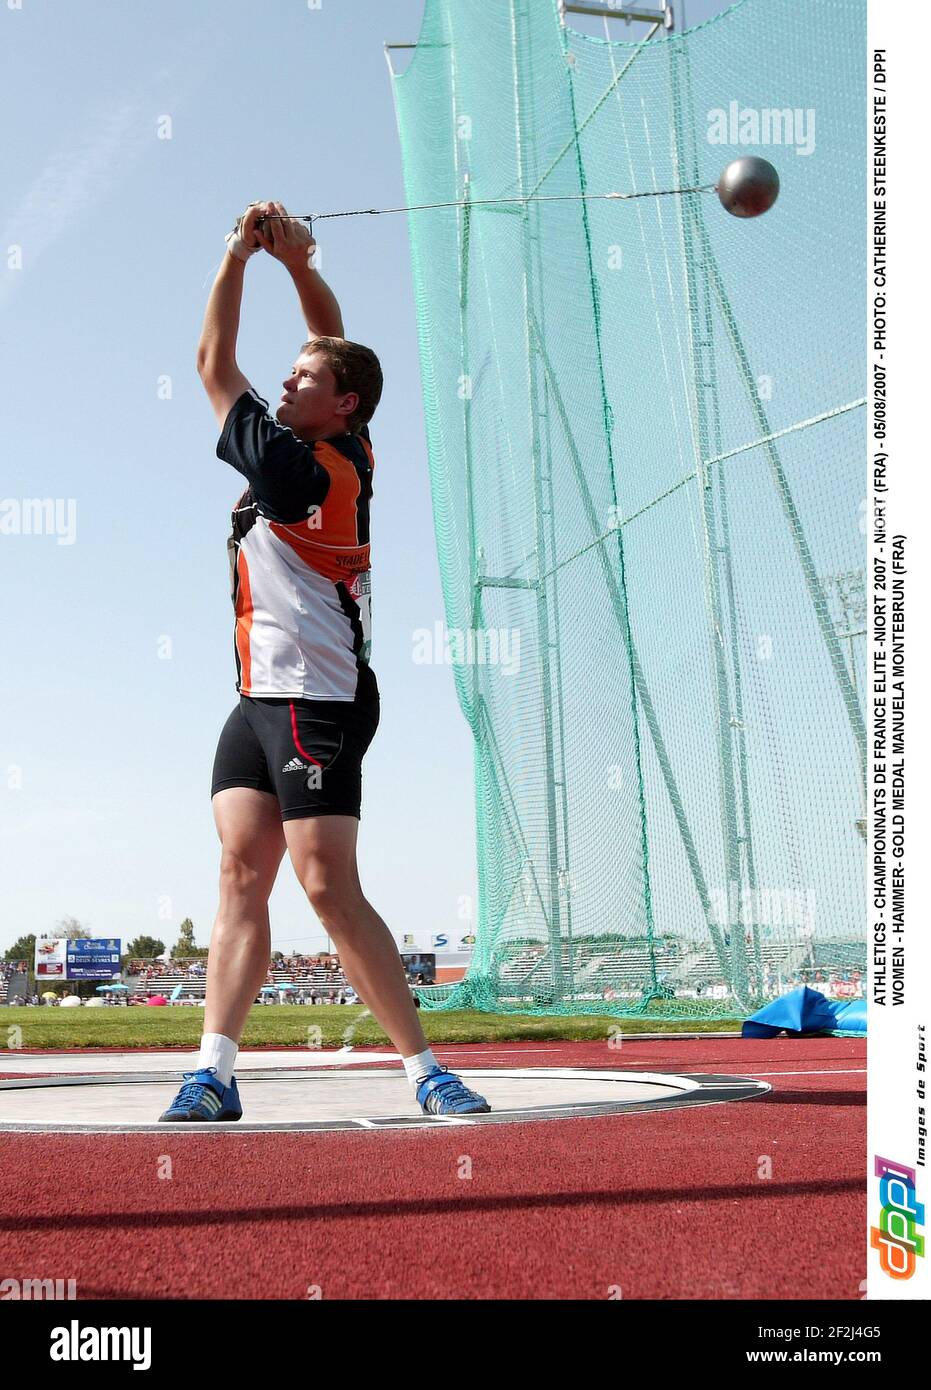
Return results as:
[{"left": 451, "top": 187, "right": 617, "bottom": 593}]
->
[
  {"left": 33, "top": 938, "right": 122, "bottom": 981},
  {"left": 34, "top": 939, "right": 67, "bottom": 979}
]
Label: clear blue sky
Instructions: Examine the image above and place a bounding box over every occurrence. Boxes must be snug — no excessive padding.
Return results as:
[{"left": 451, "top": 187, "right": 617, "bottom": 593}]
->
[{"left": 0, "top": 0, "right": 726, "bottom": 957}]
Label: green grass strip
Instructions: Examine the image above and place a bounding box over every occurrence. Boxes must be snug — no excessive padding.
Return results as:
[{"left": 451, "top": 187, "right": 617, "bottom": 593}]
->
[{"left": 0, "top": 1005, "right": 741, "bottom": 1051}]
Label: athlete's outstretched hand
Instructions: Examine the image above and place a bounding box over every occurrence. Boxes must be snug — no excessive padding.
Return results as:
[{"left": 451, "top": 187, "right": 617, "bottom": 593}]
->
[
  {"left": 256, "top": 201, "right": 317, "bottom": 270},
  {"left": 236, "top": 201, "right": 270, "bottom": 252}
]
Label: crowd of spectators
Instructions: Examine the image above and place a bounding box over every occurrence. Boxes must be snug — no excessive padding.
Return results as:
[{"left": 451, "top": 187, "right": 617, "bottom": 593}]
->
[
  {"left": 259, "top": 987, "right": 357, "bottom": 1005},
  {"left": 0, "top": 960, "right": 31, "bottom": 1005},
  {"left": 268, "top": 953, "right": 345, "bottom": 982},
  {"left": 125, "top": 953, "right": 346, "bottom": 981},
  {"left": 126, "top": 959, "right": 207, "bottom": 979},
  {"left": 782, "top": 967, "right": 864, "bottom": 997},
  {"left": 6, "top": 933, "right": 441, "bottom": 1008},
  {"left": 686, "top": 966, "right": 865, "bottom": 1000}
]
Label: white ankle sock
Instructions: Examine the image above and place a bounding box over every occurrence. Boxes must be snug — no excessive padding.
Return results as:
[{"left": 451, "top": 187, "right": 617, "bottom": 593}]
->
[
  {"left": 402, "top": 1048, "right": 439, "bottom": 1089},
  {"left": 197, "top": 1032, "right": 238, "bottom": 1088}
]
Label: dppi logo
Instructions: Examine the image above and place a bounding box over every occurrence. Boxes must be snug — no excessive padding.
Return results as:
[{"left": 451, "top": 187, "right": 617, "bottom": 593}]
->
[{"left": 870, "top": 1156, "right": 925, "bottom": 1279}]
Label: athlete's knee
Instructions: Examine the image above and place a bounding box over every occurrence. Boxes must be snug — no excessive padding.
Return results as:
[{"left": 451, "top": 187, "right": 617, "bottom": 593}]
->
[
  {"left": 301, "top": 874, "right": 364, "bottom": 929},
  {"left": 219, "top": 846, "right": 274, "bottom": 901}
]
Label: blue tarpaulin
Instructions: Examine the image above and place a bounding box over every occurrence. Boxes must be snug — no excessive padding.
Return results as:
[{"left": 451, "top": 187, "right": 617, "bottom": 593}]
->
[{"left": 742, "top": 986, "right": 866, "bottom": 1038}]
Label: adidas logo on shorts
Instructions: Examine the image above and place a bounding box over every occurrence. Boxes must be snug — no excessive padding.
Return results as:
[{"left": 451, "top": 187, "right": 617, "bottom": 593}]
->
[{"left": 281, "top": 757, "right": 306, "bottom": 773}]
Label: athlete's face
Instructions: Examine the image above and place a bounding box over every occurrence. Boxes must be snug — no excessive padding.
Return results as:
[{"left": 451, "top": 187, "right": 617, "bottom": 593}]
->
[{"left": 277, "top": 350, "right": 358, "bottom": 440}]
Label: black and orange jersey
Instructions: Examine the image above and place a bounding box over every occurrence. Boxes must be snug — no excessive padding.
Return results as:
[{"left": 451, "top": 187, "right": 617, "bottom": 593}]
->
[{"left": 217, "top": 390, "right": 377, "bottom": 715}]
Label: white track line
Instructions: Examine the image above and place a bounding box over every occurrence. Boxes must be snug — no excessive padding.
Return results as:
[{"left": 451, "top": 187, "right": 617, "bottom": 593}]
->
[{"left": 436, "top": 1047, "right": 564, "bottom": 1054}]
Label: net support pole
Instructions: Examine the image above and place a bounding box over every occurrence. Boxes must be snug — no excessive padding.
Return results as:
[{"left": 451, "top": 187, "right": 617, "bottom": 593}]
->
[
  {"left": 511, "top": 0, "right": 565, "bottom": 1001},
  {"left": 531, "top": 214, "right": 579, "bottom": 998},
  {"left": 670, "top": 36, "right": 764, "bottom": 999},
  {"left": 669, "top": 42, "right": 751, "bottom": 1007},
  {"left": 670, "top": 43, "right": 761, "bottom": 1005},
  {"left": 448, "top": 36, "right": 487, "bottom": 994},
  {"left": 558, "top": 13, "right": 662, "bottom": 1000},
  {"left": 558, "top": 2, "right": 673, "bottom": 30}
]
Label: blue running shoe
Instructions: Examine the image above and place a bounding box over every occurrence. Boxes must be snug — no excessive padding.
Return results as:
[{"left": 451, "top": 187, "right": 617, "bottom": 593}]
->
[
  {"left": 158, "top": 1067, "right": 242, "bottom": 1123},
  {"left": 416, "top": 1066, "right": 491, "bottom": 1116}
]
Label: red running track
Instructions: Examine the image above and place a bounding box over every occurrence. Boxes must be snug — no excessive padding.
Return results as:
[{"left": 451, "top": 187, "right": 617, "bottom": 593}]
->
[{"left": 0, "top": 1037, "right": 865, "bottom": 1300}]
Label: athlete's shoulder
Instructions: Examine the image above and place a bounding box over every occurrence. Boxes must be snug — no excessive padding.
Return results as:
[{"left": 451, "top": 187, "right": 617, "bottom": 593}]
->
[
  {"left": 218, "top": 389, "right": 330, "bottom": 522},
  {"left": 217, "top": 388, "right": 306, "bottom": 458}
]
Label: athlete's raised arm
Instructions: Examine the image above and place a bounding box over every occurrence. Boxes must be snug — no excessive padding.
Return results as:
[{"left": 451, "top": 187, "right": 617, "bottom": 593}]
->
[
  {"left": 196, "top": 201, "right": 269, "bottom": 428},
  {"left": 259, "top": 200, "right": 345, "bottom": 339}
]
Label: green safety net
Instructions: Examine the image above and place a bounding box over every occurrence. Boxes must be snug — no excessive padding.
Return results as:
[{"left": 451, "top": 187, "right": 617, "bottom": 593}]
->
[{"left": 390, "top": 0, "right": 866, "bottom": 1019}]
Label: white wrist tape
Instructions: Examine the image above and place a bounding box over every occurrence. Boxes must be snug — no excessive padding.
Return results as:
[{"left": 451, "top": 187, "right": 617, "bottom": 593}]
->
[{"left": 225, "top": 227, "right": 260, "bottom": 262}]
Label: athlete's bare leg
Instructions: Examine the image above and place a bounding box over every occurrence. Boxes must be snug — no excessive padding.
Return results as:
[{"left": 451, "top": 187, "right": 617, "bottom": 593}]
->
[
  {"left": 284, "top": 815, "right": 429, "bottom": 1058},
  {"left": 204, "top": 787, "right": 287, "bottom": 1041}
]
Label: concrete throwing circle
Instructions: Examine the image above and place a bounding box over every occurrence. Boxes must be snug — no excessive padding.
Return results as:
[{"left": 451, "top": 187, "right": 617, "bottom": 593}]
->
[{"left": 0, "top": 1050, "right": 769, "bottom": 1133}]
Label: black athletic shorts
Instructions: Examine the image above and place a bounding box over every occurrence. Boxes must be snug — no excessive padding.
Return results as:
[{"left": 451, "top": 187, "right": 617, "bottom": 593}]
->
[{"left": 211, "top": 696, "right": 379, "bottom": 821}]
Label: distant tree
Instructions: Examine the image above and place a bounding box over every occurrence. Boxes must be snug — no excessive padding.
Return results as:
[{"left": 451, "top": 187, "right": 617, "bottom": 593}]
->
[
  {"left": 125, "top": 936, "right": 165, "bottom": 963},
  {"left": 173, "top": 918, "right": 208, "bottom": 959},
  {"left": 4, "top": 934, "right": 36, "bottom": 965},
  {"left": 55, "top": 917, "right": 92, "bottom": 940}
]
